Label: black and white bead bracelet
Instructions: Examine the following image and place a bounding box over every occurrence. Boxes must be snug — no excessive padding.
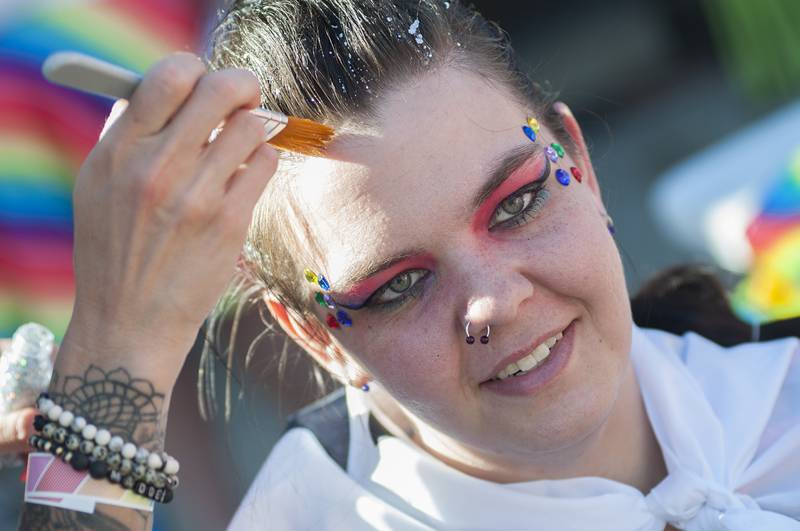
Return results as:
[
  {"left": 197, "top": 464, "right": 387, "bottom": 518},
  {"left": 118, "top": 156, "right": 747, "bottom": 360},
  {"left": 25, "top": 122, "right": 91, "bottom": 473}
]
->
[{"left": 30, "top": 393, "right": 179, "bottom": 503}]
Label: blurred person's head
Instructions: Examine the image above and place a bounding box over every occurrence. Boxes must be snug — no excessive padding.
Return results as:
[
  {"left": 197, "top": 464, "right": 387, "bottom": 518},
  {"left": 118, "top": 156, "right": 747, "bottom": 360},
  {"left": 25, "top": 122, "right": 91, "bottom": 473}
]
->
[{"left": 206, "top": 0, "right": 631, "bottom": 480}]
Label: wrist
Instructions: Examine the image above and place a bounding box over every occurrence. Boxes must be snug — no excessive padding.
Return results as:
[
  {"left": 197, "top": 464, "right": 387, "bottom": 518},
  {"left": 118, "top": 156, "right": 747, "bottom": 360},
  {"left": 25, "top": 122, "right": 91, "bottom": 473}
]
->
[
  {"left": 58, "top": 314, "right": 197, "bottom": 390},
  {"left": 45, "top": 361, "right": 171, "bottom": 450}
]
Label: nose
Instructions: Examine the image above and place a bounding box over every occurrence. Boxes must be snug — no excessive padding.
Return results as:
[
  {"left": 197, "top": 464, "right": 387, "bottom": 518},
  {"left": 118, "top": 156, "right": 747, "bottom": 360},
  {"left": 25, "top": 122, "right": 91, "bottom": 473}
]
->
[{"left": 460, "top": 257, "right": 534, "bottom": 342}]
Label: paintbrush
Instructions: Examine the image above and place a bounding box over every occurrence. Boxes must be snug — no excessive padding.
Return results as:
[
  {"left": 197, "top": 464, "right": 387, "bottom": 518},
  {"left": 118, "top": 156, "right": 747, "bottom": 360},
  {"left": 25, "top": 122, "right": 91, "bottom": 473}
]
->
[{"left": 41, "top": 51, "right": 334, "bottom": 156}]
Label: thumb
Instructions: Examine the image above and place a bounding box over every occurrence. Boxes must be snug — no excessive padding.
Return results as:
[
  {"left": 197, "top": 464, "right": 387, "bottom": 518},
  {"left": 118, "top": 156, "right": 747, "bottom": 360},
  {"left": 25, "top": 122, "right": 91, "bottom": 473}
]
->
[{"left": 0, "top": 407, "right": 37, "bottom": 455}]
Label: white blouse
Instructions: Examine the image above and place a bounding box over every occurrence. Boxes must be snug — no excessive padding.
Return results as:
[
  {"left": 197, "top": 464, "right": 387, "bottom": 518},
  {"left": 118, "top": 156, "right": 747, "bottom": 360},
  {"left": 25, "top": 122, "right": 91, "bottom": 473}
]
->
[{"left": 229, "top": 325, "right": 800, "bottom": 530}]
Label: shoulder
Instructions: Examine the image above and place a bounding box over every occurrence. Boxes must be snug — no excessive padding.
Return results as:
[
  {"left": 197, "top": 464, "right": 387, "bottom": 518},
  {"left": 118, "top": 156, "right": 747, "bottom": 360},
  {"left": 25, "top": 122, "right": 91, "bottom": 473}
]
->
[
  {"left": 635, "top": 326, "right": 800, "bottom": 519},
  {"left": 227, "top": 428, "right": 324, "bottom": 530},
  {"left": 636, "top": 326, "right": 799, "bottom": 428},
  {"left": 635, "top": 326, "right": 800, "bottom": 513},
  {"left": 227, "top": 389, "right": 372, "bottom": 531},
  {"left": 637, "top": 326, "right": 799, "bottom": 410}
]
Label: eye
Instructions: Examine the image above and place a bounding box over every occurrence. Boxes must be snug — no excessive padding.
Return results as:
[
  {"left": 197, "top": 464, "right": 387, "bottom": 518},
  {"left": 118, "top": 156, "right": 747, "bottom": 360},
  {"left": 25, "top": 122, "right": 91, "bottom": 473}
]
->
[
  {"left": 488, "top": 183, "right": 550, "bottom": 230},
  {"left": 369, "top": 269, "right": 428, "bottom": 306}
]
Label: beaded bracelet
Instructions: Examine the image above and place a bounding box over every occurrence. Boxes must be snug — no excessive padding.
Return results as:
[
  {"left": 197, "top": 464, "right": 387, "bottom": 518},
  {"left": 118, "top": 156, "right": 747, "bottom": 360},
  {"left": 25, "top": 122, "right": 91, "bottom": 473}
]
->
[
  {"left": 31, "top": 396, "right": 179, "bottom": 502},
  {"left": 30, "top": 393, "right": 179, "bottom": 503}
]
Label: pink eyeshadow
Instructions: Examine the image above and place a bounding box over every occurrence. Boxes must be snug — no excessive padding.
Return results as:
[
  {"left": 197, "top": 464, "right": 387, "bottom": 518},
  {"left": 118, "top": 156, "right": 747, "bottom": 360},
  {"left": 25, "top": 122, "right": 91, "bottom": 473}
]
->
[
  {"left": 471, "top": 157, "right": 547, "bottom": 232},
  {"left": 335, "top": 254, "right": 437, "bottom": 304}
]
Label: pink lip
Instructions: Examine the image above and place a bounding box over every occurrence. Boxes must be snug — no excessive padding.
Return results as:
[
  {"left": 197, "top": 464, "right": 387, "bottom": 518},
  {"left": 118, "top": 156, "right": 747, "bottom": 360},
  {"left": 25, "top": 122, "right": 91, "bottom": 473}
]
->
[{"left": 480, "top": 320, "right": 576, "bottom": 396}]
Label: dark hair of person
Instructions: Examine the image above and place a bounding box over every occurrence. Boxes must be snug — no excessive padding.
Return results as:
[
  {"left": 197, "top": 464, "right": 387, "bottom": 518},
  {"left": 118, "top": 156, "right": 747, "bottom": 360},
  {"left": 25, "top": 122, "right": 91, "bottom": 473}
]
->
[{"left": 631, "top": 264, "right": 800, "bottom": 346}]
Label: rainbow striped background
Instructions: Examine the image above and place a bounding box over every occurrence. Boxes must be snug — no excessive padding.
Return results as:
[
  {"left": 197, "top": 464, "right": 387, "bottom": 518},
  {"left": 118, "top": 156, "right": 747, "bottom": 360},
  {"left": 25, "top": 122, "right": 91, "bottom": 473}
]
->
[{"left": 0, "top": 1, "right": 205, "bottom": 340}]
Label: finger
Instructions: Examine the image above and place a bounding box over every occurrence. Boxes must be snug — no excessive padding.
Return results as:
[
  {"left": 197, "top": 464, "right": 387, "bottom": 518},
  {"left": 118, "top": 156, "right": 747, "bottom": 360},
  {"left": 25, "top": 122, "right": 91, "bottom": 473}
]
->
[
  {"left": 164, "top": 68, "right": 261, "bottom": 149},
  {"left": 0, "top": 407, "right": 37, "bottom": 455},
  {"left": 225, "top": 144, "right": 278, "bottom": 209},
  {"left": 199, "top": 109, "right": 268, "bottom": 191},
  {"left": 117, "top": 52, "right": 207, "bottom": 136}
]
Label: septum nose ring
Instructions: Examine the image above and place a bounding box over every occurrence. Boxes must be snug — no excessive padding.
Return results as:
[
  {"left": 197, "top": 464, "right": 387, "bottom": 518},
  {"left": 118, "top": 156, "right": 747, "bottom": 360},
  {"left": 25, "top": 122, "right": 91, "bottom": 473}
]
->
[{"left": 465, "top": 321, "right": 490, "bottom": 345}]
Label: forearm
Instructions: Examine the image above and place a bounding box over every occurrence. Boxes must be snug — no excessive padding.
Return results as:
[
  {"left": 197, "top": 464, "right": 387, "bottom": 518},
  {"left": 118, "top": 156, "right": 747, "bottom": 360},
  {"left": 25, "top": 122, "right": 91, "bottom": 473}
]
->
[{"left": 18, "top": 340, "right": 175, "bottom": 531}]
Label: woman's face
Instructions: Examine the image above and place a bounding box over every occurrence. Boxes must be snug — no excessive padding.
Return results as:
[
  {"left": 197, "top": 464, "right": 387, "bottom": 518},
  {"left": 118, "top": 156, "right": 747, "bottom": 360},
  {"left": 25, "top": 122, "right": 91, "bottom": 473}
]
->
[{"left": 286, "top": 66, "right": 633, "bottom": 465}]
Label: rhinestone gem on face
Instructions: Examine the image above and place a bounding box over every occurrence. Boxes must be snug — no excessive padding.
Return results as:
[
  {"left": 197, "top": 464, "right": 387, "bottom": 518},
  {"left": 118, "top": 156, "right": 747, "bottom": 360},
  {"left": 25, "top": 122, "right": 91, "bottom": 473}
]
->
[
  {"left": 317, "top": 276, "right": 331, "bottom": 291},
  {"left": 314, "top": 292, "right": 328, "bottom": 307},
  {"left": 323, "top": 294, "right": 336, "bottom": 308},
  {"left": 522, "top": 125, "right": 536, "bottom": 142},
  {"left": 326, "top": 314, "right": 340, "bottom": 329},
  {"left": 545, "top": 146, "right": 558, "bottom": 163},
  {"left": 335, "top": 309, "right": 352, "bottom": 327},
  {"left": 555, "top": 169, "right": 570, "bottom": 186},
  {"left": 526, "top": 117, "right": 540, "bottom": 132},
  {"left": 303, "top": 269, "right": 318, "bottom": 284},
  {"left": 570, "top": 166, "right": 583, "bottom": 183},
  {"left": 551, "top": 143, "right": 565, "bottom": 158}
]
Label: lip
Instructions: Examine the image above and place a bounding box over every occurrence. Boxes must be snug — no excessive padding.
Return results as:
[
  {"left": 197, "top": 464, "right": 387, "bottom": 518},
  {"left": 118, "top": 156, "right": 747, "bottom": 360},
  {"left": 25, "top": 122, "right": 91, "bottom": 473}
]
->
[{"left": 480, "top": 320, "right": 576, "bottom": 396}]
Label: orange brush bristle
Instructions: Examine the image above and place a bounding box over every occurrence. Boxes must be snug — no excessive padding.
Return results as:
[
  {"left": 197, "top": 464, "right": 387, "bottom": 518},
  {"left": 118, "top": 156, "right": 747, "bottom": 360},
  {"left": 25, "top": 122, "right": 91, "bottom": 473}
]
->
[{"left": 269, "top": 117, "right": 335, "bottom": 156}]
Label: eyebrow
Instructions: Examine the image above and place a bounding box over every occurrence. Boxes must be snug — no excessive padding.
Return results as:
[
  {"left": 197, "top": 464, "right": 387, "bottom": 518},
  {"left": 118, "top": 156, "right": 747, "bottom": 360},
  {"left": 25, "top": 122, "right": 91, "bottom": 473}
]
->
[
  {"left": 472, "top": 142, "right": 543, "bottom": 209},
  {"left": 334, "top": 142, "right": 543, "bottom": 293}
]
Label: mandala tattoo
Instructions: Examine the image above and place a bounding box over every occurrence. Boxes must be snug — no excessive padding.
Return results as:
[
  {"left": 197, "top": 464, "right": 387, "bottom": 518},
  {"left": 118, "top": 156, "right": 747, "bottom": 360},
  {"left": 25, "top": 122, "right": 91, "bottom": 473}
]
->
[{"left": 48, "top": 365, "right": 165, "bottom": 448}]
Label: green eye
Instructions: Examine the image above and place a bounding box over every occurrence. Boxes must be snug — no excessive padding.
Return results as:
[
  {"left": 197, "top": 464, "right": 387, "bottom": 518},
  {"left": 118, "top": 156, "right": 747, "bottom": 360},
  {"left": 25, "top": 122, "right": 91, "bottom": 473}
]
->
[
  {"left": 500, "top": 195, "right": 525, "bottom": 216},
  {"left": 371, "top": 269, "right": 428, "bottom": 306},
  {"left": 389, "top": 273, "right": 412, "bottom": 293},
  {"left": 489, "top": 185, "right": 550, "bottom": 230}
]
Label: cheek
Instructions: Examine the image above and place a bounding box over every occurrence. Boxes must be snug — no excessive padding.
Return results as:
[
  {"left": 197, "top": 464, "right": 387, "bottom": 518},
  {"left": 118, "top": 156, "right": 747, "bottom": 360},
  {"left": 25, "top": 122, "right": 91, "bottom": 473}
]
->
[
  {"left": 530, "top": 188, "right": 626, "bottom": 309},
  {"left": 346, "top": 307, "right": 464, "bottom": 413},
  {"left": 513, "top": 187, "right": 631, "bottom": 352}
]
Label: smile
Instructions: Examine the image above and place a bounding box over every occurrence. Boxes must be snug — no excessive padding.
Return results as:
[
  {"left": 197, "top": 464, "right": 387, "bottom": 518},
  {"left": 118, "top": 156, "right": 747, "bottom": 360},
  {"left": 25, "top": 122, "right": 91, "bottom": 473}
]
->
[
  {"left": 480, "top": 320, "right": 576, "bottom": 397},
  {"left": 491, "top": 330, "right": 564, "bottom": 381}
]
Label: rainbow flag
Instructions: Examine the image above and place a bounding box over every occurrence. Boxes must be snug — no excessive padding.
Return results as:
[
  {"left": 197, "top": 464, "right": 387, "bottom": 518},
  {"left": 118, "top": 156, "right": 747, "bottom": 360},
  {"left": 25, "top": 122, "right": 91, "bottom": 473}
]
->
[
  {"left": 0, "top": 1, "right": 205, "bottom": 340},
  {"left": 733, "top": 147, "right": 800, "bottom": 323}
]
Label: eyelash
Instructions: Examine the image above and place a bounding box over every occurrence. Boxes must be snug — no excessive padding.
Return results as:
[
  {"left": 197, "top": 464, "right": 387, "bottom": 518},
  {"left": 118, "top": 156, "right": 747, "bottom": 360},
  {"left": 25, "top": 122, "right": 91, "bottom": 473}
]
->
[
  {"left": 363, "top": 269, "right": 429, "bottom": 312},
  {"left": 488, "top": 182, "right": 550, "bottom": 231},
  {"left": 361, "top": 173, "right": 551, "bottom": 312}
]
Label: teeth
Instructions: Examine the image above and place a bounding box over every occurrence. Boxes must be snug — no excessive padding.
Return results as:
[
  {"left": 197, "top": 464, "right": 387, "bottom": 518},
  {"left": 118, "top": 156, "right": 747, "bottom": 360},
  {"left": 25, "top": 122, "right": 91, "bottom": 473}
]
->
[
  {"left": 493, "top": 331, "right": 564, "bottom": 381},
  {"left": 516, "top": 355, "right": 537, "bottom": 372},
  {"left": 545, "top": 332, "right": 562, "bottom": 348},
  {"left": 531, "top": 343, "right": 550, "bottom": 363}
]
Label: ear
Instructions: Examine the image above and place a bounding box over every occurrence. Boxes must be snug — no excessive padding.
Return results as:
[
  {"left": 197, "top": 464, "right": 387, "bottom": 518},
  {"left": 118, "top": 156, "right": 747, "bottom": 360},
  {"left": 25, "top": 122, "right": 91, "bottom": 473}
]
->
[
  {"left": 553, "top": 102, "right": 603, "bottom": 207},
  {"left": 264, "top": 296, "right": 370, "bottom": 387}
]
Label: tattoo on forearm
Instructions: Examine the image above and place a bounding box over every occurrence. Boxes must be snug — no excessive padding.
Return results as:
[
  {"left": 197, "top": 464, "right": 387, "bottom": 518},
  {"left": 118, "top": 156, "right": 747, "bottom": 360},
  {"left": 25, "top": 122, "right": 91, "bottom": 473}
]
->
[
  {"left": 19, "top": 503, "right": 150, "bottom": 531},
  {"left": 19, "top": 365, "right": 167, "bottom": 530},
  {"left": 48, "top": 365, "right": 166, "bottom": 448}
]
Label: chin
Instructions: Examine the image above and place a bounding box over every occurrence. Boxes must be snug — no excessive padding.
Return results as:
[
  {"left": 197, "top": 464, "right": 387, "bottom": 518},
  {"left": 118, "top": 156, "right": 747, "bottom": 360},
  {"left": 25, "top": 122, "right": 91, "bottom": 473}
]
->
[{"left": 479, "top": 342, "right": 629, "bottom": 456}]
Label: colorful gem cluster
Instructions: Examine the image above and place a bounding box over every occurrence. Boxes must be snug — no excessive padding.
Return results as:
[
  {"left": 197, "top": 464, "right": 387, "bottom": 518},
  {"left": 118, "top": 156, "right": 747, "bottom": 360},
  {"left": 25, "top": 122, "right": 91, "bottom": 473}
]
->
[
  {"left": 304, "top": 268, "right": 353, "bottom": 329},
  {"left": 522, "top": 117, "right": 582, "bottom": 187},
  {"left": 523, "top": 117, "right": 615, "bottom": 235}
]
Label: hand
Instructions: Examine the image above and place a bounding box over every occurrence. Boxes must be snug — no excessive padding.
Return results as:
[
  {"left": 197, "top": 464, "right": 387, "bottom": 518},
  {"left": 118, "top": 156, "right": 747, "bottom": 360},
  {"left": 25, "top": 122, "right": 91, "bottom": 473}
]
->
[{"left": 62, "top": 52, "right": 278, "bottom": 388}]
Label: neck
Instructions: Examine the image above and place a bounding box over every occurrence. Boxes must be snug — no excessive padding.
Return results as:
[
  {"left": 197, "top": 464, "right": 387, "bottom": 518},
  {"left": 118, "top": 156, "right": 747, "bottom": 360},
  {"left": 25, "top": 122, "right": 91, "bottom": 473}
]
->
[{"left": 370, "top": 361, "right": 667, "bottom": 494}]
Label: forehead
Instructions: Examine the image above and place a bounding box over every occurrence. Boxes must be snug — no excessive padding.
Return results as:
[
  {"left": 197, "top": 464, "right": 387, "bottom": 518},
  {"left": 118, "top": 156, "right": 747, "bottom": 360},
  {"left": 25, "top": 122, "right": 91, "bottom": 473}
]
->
[{"left": 289, "top": 67, "right": 529, "bottom": 280}]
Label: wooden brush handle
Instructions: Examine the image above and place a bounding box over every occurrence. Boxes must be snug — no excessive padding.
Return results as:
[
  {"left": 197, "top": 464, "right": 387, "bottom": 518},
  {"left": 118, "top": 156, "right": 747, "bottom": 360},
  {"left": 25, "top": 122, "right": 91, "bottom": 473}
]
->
[{"left": 42, "top": 51, "right": 142, "bottom": 100}]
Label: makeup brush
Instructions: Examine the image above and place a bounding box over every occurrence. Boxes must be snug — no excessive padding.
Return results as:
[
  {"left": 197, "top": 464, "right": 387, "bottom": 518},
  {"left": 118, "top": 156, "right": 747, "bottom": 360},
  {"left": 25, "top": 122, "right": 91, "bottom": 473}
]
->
[{"left": 42, "top": 51, "right": 334, "bottom": 156}]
